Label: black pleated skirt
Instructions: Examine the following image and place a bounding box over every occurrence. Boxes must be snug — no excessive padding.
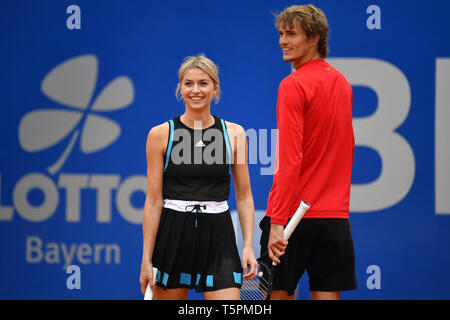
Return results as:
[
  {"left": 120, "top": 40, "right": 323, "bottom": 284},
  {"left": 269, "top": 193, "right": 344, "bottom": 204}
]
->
[{"left": 152, "top": 207, "right": 243, "bottom": 292}]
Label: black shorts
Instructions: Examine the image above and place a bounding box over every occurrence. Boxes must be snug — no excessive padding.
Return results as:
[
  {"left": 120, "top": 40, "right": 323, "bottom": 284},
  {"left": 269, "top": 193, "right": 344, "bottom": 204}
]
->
[{"left": 259, "top": 217, "right": 357, "bottom": 295}]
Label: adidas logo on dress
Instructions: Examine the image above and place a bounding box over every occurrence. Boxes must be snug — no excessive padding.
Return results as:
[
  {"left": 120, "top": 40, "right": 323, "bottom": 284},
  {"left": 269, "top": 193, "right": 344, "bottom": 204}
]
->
[{"left": 195, "top": 140, "right": 206, "bottom": 147}]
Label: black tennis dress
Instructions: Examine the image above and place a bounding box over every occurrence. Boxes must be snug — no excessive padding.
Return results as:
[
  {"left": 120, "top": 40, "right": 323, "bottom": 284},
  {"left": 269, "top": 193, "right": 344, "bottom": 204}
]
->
[{"left": 152, "top": 115, "right": 243, "bottom": 292}]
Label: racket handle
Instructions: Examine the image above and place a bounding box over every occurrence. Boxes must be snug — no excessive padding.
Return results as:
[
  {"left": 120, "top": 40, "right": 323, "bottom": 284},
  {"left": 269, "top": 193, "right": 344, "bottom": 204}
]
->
[
  {"left": 144, "top": 283, "right": 152, "bottom": 300},
  {"left": 144, "top": 267, "right": 158, "bottom": 300},
  {"left": 283, "top": 201, "right": 310, "bottom": 241},
  {"left": 271, "top": 201, "right": 310, "bottom": 267}
]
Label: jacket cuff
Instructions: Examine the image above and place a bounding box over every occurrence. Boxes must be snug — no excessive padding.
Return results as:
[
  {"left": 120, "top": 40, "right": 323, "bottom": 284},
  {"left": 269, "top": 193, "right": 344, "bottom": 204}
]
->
[{"left": 269, "top": 216, "right": 287, "bottom": 226}]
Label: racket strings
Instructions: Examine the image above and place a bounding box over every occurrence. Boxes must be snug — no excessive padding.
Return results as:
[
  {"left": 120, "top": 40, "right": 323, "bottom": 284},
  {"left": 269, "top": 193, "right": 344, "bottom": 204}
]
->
[{"left": 241, "top": 276, "right": 271, "bottom": 300}]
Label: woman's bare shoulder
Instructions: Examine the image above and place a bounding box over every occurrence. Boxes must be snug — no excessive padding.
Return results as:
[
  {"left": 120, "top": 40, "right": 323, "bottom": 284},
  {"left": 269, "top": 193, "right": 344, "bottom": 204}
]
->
[
  {"left": 224, "top": 120, "right": 246, "bottom": 136},
  {"left": 146, "top": 122, "right": 170, "bottom": 150}
]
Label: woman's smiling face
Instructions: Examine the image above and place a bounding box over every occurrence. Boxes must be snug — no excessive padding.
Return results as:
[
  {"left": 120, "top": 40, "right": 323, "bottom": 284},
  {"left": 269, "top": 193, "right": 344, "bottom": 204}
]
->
[{"left": 180, "top": 68, "right": 218, "bottom": 111}]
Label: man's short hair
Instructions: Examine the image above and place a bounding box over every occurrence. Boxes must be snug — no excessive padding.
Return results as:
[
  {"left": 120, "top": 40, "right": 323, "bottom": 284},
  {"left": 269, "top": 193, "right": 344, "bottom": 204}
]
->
[{"left": 275, "top": 4, "right": 329, "bottom": 58}]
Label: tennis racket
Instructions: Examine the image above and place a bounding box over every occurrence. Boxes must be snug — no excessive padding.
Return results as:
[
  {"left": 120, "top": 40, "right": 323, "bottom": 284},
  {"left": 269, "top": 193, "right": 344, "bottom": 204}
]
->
[
  {"left": 144, "top": 267, "right": 158, "bottom": 300},
  {"left": 240, "top": 201, "right": 310, "bottom": 300}
]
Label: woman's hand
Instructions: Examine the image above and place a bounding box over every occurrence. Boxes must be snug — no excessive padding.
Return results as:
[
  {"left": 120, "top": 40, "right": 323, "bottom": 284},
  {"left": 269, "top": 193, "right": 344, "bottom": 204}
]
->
[
  {"left": 139, "top": 258, "right": 155, "bottom": 295},
  {"left": 242, "top": 246, "right": 258, "bottom": 280}
]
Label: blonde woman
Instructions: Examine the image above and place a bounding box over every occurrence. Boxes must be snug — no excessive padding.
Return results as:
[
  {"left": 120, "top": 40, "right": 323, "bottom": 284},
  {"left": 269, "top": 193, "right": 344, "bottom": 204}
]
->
[{"left": 139, "top": 55, "right": 258, "bottom": 300}]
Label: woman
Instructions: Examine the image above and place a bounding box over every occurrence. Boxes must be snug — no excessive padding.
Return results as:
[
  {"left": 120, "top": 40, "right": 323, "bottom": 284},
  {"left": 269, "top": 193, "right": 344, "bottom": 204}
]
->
[{"left": 139, "top": 55, "right": 258, "bottom": 300}]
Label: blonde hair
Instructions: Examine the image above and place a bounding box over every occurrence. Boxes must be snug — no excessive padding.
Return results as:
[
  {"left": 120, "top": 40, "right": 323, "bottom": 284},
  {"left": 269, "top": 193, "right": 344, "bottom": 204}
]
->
[
  {"left": 275, "top": 4, "right": 329, "bottom": 58},
  {"left": 175, "top": 54, "right": 221, "bottom": 104}
]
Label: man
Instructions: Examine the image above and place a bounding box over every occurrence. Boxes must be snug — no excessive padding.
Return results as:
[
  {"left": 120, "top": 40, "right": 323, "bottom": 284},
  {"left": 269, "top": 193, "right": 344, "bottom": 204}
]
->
[{"left": 261, "top": 4, "right": 357, "bottom": 300}]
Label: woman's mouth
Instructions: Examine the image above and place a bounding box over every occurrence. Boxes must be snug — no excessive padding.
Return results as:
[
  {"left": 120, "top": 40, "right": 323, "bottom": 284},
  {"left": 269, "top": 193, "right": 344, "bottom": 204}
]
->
[{"left": 189, "top": 96, "right": 204, "bottom": 102}]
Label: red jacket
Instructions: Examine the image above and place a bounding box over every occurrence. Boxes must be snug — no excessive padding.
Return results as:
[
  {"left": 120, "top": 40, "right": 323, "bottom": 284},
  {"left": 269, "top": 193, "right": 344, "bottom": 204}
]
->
[{"left": 266, "top": 59, "right": 354, "bottom": 225}]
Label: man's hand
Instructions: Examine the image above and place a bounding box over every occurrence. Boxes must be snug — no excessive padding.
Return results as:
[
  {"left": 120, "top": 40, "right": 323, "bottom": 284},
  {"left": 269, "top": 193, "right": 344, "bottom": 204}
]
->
[{"left": 268, "top": 223, "right": 288, "bottom": 264}]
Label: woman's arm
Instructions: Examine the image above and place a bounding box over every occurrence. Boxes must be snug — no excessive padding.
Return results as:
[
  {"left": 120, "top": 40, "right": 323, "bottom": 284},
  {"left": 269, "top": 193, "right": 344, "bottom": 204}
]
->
[
  {"left": 228, "top": 122, "right": 258, "bottom": 280},
  {"left": 139, "top": 123, "right": 168, "bottom": 295}
]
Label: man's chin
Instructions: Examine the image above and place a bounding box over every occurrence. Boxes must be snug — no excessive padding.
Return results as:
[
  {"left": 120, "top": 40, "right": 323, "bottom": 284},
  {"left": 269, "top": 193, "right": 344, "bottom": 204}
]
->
[{"left": 282, "top": 55, "right": 293, "bottom": 62}]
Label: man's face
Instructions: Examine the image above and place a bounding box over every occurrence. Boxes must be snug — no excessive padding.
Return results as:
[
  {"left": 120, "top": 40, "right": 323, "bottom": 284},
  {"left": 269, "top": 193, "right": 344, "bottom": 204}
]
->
[{"left": 278, "top": 21, "right": 318, "bottom": 69}]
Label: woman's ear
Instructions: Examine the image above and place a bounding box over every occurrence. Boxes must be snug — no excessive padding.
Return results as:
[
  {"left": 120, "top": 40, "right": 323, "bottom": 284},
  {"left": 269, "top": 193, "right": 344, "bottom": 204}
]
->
[{"left": 213, "top": 86, "right": 220, "bottom": 103}]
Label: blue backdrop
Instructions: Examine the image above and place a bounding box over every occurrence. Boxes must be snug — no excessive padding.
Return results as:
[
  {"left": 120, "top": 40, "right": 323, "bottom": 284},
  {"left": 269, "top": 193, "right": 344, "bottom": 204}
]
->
[{"left": 1, "top": 0, "right": 450, "bottom": 299}]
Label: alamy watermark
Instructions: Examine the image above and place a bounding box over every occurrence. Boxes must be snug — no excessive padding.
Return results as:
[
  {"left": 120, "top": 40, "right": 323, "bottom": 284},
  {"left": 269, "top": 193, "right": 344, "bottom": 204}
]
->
[
  {"left": 366, "top": 264, "right": 381, "bottom": 290},
  {"left": 169, "top": 121, "right": 278, "bottom": 175},
  {"left": 66, "top": 5, "right": 81, "bottom": 30},
  {"left": 66, "top": 264, "right": 81, "bottom": 290},
  {"left": 366, "top": 5, "right": 381, "bottom": 30}
]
